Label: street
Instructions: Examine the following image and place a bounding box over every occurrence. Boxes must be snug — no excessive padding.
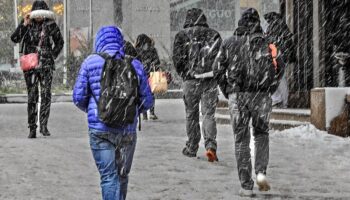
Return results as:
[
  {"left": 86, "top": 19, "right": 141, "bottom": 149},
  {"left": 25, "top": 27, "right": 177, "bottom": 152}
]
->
[{"left": 0, "top": 99, "right": 350, "bottom": 200}]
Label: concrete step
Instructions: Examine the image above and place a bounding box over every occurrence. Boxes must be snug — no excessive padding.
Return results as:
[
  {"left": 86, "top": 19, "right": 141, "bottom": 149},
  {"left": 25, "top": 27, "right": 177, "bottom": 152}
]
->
[
  {"left": 215, "top": 113, "right": 310, "bottom": 131},
  {"left": 216, "top": 107, "right": 310, "bottom": 123}
]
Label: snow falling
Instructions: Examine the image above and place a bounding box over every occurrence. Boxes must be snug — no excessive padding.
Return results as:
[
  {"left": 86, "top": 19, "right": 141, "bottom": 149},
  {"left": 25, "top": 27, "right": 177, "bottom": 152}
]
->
[{"left": 0, "top": 0, "right": 349, "bottom": 200}]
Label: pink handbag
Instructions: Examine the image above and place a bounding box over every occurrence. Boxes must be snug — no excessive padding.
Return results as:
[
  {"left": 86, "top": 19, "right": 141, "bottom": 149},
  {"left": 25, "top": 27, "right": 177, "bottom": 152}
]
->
[
  {"left": 20, "top": 26, "right": 44, "bottom": 71},
  {"left": 20, "top": 53, "right": 39, "bottom": 71}
]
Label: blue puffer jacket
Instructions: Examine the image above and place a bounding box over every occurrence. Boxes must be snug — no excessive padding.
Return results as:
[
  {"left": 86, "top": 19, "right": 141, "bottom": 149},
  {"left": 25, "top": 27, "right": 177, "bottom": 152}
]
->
[{"left": 73, "top": 26, "right": 154, "bottom": 134}]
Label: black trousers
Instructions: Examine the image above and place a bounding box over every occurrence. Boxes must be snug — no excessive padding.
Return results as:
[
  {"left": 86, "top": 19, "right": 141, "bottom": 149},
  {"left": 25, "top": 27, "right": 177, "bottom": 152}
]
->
[{"left": 24, "top": 68, "right": 53, "bottom": 128}]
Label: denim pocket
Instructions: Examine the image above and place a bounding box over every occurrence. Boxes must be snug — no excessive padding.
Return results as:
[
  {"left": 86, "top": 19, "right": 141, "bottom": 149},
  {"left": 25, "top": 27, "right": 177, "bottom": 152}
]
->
[{"left": 89, "top": 131, "right": 113, "bottom": 150}]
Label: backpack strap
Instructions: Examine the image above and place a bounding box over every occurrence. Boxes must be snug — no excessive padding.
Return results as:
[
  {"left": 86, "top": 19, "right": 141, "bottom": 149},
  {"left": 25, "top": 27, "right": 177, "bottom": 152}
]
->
[{"left": 88, "top": 52, "right": 113, "bottom": 104}]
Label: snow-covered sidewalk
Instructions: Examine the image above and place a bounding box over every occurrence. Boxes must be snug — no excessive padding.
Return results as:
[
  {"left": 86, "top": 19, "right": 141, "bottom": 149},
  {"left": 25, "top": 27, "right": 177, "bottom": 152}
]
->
[{"left": 0, "top": 100, "right": 349, "bottom": 199}]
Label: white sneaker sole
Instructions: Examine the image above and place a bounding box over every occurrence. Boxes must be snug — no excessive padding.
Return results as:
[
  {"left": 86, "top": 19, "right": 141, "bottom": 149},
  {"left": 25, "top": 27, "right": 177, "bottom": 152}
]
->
[{"left": 239, "top": 189, "right": 254, "bottom": 197}]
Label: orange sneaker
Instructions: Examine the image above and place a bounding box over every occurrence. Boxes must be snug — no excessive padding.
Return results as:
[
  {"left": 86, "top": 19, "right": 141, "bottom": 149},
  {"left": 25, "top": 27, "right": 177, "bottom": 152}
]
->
[{"left": 206, "top": 149, "right": 218, "bottom": 162}]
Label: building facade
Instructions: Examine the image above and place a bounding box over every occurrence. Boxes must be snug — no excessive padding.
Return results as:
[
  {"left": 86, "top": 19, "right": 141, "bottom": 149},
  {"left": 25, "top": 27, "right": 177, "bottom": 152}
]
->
[{"left": 282, "top": 0, "right": 350, "bottom": 107}]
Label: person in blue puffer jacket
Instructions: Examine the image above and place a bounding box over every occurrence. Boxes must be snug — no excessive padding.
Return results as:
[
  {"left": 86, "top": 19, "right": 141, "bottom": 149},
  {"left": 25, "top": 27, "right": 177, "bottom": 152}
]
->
[{"left": 73, "top": 26, "right": 153, "bottom": 200}]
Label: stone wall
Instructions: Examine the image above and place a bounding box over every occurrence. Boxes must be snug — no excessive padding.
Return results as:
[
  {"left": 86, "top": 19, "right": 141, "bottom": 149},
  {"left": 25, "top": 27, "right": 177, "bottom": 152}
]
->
[{"left": 122, "top": 0, "right": 171, "bottom": 60}]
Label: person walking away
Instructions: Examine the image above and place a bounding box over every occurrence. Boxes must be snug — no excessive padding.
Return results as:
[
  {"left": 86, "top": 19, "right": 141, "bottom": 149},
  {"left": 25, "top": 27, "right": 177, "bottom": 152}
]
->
[
  {"left": 264, "top": 12, "right": 296, "bottom": 108},
  {"left": 214, "top": 8, "right": 285, "bottom": 197},
  {"left": 172, "top": 8, "right": 222, "bottom": 162},
  {"left": 11, "top": 0, "right": 64, "bottom": 138},
  {"left": 73, "top": 26, "right": 153, "bottom": 200},
  {"left": 124, "top": 40, "right": 138, "bottom": 58},
  {"left": 135, "top": 34, "right": 161, "bottom": 120}
]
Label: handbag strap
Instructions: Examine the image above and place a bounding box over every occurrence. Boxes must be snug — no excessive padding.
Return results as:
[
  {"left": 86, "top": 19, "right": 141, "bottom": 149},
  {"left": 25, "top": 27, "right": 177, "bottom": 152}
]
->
[{"left": 20, "top": 27, "right": 30, "bottom": 54}]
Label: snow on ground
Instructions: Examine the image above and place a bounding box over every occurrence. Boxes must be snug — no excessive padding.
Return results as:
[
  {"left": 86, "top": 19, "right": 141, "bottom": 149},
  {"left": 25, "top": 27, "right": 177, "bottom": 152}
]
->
[
  {"left": 274, "top": 124, "right": 350, "bottom": 142},
  {"left": 272, "top": 109, "right": 310, "bottom": 115},
  {"left": 0, "top": 100, "right": 350, "bottom": 200}
]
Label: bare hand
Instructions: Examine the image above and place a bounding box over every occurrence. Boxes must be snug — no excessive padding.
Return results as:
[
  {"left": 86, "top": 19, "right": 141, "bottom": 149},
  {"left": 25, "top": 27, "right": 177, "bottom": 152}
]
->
[{"left": 23, "top": 14, "right": 31, "bottom": 26}]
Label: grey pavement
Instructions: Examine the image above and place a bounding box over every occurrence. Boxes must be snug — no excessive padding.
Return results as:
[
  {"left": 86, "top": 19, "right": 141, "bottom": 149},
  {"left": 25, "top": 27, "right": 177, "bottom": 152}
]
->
[{"left": 0, "top": 99, "right": 350, "bottom": 200}]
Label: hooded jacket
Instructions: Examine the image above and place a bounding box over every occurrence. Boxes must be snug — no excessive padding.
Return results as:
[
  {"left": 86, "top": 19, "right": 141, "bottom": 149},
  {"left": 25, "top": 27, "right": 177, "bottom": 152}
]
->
[
  {"left": 214, "top": 8, "right": 285, "bottom": 97},
  {"left": 73, "top": 26, "right": 154, "bottom": 134},
  {"left": 172, "top": 8, "right": 222, "bottom": 80},
  {"left": 124, "top": 40, "right": 138, "bottom": 58},
  {"left": 11, "top": 1, "right": 64, "bottom": 69},
  {"left": 264, "top": 12, "right": 296, "bottom": 63},
  {"left": 135, "top": 34, "right": 161, "bottom": 76}
]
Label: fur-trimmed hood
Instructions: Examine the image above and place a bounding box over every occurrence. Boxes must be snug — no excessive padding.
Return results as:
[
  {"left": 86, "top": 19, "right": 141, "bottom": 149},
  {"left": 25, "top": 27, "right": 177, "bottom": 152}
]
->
[{"left": 30, "top": 10, "right": 55, "bottom": 20}]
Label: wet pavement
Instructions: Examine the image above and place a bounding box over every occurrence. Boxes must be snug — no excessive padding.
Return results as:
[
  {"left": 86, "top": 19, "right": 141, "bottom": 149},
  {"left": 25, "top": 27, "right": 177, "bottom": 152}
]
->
[{"left": 0, "top": 99, "right": 349, "bottom": 200}]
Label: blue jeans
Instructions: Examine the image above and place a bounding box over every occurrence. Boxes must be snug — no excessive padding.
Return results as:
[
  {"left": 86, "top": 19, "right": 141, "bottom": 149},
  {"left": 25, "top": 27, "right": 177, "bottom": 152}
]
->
[{"left": 89, "top": 129, "right": 137, "bottom": 200}]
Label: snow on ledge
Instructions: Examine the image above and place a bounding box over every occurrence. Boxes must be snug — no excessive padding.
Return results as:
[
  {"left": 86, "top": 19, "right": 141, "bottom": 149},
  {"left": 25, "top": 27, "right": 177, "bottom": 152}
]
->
[{"left": 273, "top": 124, "right": 349, "bottom": 142}]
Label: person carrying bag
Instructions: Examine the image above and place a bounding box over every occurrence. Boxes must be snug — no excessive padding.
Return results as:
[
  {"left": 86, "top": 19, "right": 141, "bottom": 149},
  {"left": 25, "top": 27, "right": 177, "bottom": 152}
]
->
[
  {"left": 19, "top": 24, "right": 44, "bottom": 71},
  {"left": 10, "top": 0, "right": 64, "bottom": 138}
]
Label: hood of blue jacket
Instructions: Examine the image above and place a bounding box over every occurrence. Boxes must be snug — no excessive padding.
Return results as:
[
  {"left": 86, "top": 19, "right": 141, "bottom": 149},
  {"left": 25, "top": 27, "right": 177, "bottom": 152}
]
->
[{"left": 94, "top": 26, "right": 125, "bottom": 56}]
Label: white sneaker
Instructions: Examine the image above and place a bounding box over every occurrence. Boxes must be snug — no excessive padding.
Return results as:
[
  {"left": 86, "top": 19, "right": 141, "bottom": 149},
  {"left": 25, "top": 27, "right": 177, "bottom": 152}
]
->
[
  {"left": 256, "top": 173, "right": 271, "bottom": 191},
  {"left": 239, "top": 188, "right": 254, "bottom": 197}
]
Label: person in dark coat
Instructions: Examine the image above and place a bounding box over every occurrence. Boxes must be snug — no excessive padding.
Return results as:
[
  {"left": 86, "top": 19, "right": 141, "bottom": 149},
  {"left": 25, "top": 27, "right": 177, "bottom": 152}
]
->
[
  {"left": 124, "top": 40, "right": 138, "bottom": 58},
  {"left": 265, "top": 12, "right": 295, "bottom": 108},
  {"left": 135, "top": 34, "right": 160, "bottom": 120},
  {"left": 172, "top": 8, "right": 222, "bottom": 162},
  {"left": 264, "top": 12, "right": 295, "bottom": 64},
  {"left": 214, "top": 8, "right": 285, "bottom": 197},
  {"left": 11, "top": 0, "right": 64, "bottom": 138}
]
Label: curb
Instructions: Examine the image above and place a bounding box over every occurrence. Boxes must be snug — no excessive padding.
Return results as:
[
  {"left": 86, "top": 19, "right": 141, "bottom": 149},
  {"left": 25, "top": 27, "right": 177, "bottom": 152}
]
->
[{"left": 0, "top": 90, "right": 183, "bottom": 104}]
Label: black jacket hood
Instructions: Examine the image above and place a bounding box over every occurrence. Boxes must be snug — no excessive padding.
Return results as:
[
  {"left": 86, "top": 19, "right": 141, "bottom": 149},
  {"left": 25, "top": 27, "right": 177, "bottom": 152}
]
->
[
  {"left": 242, "top": 8, "right": 260, "bottom": 22},
  {"left": 238, "top": 8, "right": 263, "bottom": 34},
  {"left": 124, "top": 40, "right": 138, "bottom": 57},
  {"left": 31, "top": 1, "right": 49, "bottom": 11},
  {"left": 264, "top": 12, "right": 282, "bottom": 24},
  {"left": 183, "top": 8, "right": 209, "bottom": 28},
  {"left": 234, "top": 26, "right": 249, "bottom": 36},
  {"left": 135, "top": 34, "right": 154, "bottom": 50}
]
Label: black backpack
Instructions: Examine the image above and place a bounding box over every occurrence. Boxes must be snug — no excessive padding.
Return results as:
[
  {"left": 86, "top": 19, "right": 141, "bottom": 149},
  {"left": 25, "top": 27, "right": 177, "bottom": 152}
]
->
[
  {"left": 92, "top": 53, "right": 139, "bottom": 128},
  {"left": 185, "top": 29, "right": 213, "bottom": 75},
  {"left": 241, "top": 34, "right": 276, "bottom": 92}
]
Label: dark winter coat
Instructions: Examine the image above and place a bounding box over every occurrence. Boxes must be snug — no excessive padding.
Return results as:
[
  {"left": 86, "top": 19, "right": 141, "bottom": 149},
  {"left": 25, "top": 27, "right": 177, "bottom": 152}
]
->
[
  {"left": 172, "top": 8, "right": 222, "bottom": 81},
  {"left": 135, "top": 34, "right": 161, "bottom": 76},
  {"left": 73, "top": 26, "right": 154, "bottom": 134},
  {"left": 124, "top": 40, "right": 138, "bottom": 58},
  {"left": 264, "top": 12, "right": 296, "bottom": 63},
  {"left": 11, "top": 1, "right": 64, "bottom": 69},
  {"left": 213, "top": 26, "right": 248, "bottom": 97},
  {"left": 214, "top": 8, "right": 285, "bottom": 98}
]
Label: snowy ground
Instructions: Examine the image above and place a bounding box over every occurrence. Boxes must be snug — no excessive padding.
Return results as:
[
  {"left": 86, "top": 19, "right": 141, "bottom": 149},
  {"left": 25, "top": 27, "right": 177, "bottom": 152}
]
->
[{"left": 0, "top": 99, "right": 350, "bottom": 200}]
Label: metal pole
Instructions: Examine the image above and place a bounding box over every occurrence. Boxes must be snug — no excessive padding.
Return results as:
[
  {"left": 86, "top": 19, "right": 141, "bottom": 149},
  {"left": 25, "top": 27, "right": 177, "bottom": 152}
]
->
[
  {"left": 235, "top": 0, "right": 240, "bottom": 28},
  {"left": 89, "top": 0, "right": 93, "bottom": 42},
  {"left": 14, "top": 0, "right": 19, "bottom": 68},
  {"left": 14, "top": 0, "right": 18, "bottom": 27},
  {"left": 63, "top": 0, "right": 67, "bottom": 85}
]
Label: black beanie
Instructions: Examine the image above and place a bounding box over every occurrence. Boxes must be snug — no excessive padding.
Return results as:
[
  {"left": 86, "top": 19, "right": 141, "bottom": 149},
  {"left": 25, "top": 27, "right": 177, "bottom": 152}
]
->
[
  {"left": 31, "top": 1, "right": 49, "bottom": 11},
  {"left": 242, "top": 8, "right": 260, "bottom": 22}
]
